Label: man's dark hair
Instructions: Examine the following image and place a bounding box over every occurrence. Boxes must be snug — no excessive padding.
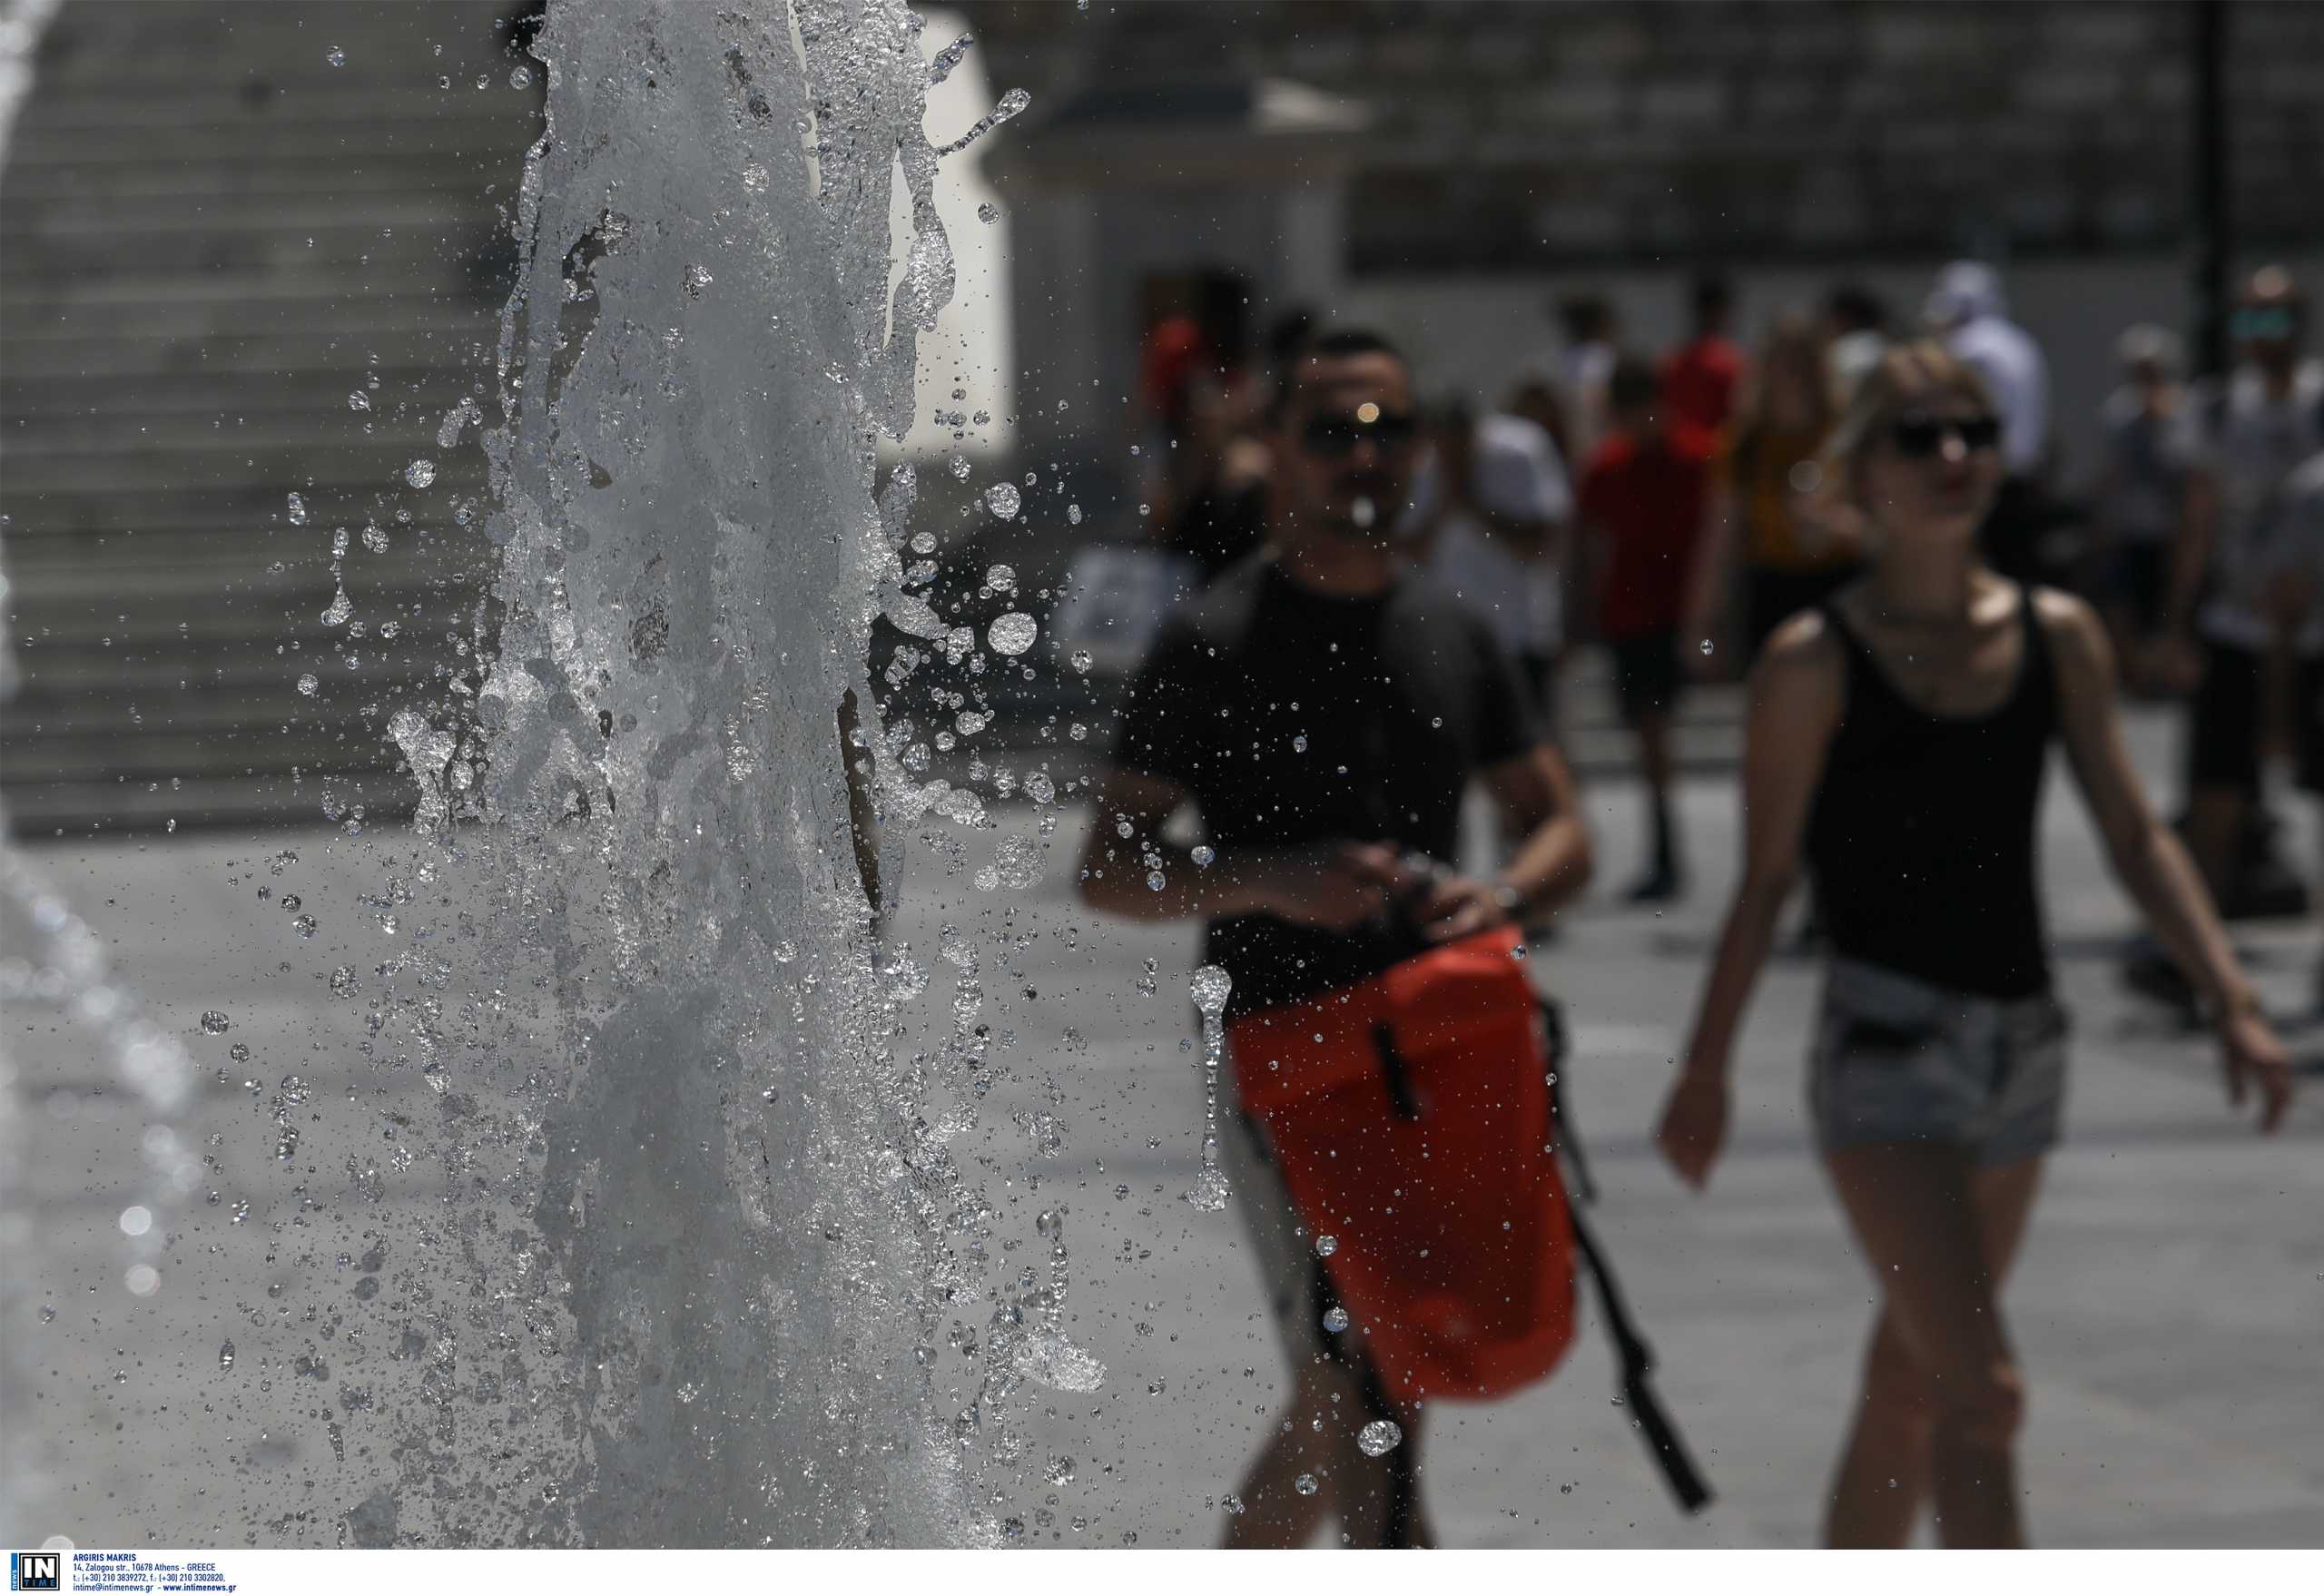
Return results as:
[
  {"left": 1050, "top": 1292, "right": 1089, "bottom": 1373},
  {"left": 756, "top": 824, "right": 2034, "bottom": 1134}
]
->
[
  {"left": 1827, "top": 283, "right": 1886, "bottom": 335},
  {"left": 1558, "top": 292, "right": 1613, "bottom": 343},
  {"left": 1270, "top": 326, "right": 1408, "bottom": 419},
  {"left": 1265, "top": 307, "right": 1318, "bottom": 369},
  {"left": 1607, "top": 354, "right": 1659, "bottom": 415},
  {"left": 1691, "top": 273, "right": 1733, "bottom": 327}
]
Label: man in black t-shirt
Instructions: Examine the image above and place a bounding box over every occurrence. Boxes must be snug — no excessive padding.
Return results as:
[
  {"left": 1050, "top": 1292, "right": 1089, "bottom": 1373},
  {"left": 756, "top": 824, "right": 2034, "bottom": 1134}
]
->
[{"left": 1079, "top": 330, "right": 1596, "bottom": 1547}]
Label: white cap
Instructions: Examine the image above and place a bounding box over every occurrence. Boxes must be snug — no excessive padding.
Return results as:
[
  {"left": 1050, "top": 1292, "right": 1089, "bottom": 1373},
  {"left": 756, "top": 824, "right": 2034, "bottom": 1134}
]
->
[{"left": 1924, "top": 261, "right": 2004, "bottom": 330}]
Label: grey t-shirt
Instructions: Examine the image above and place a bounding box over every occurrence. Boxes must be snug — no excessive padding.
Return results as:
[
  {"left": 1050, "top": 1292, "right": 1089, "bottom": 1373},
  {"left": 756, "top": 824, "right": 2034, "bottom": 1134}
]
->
[{"left": 2195, "top": 361, "right": 2324, "bottom": 652}]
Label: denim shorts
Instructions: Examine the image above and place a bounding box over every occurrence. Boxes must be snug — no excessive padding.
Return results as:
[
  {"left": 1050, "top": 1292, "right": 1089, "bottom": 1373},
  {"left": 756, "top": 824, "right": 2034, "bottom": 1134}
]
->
[{"left": 1809, "top": 958, "right": 2069, "bottom": 1167}]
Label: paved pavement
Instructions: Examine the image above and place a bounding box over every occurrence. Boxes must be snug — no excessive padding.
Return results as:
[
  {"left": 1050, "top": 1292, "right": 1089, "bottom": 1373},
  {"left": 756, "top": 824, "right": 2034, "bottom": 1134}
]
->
[{"left": 5, "top": 702, "right": 2321, "bottom": 1548}]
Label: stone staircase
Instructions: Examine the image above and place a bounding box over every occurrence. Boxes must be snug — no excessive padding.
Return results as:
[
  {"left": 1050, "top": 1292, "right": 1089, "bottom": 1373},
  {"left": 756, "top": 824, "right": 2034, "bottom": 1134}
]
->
[{"left": 0, "top": 0, "right": 540, "bottom": 833}]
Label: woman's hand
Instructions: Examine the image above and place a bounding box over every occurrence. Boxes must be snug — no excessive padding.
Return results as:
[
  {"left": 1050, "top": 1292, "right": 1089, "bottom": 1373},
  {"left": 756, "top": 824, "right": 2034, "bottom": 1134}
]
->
[
  {"left": 1656, "top": 1068, "right": 1731, "bottom": 1190},
  {"left": 2219, "top": 1006, "right": 2294, "bottom": 1133}
]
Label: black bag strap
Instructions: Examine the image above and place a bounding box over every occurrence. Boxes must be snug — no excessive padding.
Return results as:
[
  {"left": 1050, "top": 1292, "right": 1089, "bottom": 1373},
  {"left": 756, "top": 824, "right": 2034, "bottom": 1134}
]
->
[{"left": 1540, "top": 994, "right": 1715, "bottom": 1514}]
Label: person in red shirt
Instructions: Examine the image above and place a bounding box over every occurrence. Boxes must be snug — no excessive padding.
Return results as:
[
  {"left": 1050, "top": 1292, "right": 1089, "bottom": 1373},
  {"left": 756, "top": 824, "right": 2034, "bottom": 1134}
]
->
[
  {"left": 1581, "top": 356, "right": 1718, "bottom": 901},
  {"left": 1660, "top": 274, "right": 1747, "bottom": 437}
]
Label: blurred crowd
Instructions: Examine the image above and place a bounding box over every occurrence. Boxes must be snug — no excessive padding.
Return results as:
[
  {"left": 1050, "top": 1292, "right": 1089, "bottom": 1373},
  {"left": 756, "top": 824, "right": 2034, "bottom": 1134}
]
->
[{"left": 1118, "top": 260, "right": 2324, "bottom": 994}]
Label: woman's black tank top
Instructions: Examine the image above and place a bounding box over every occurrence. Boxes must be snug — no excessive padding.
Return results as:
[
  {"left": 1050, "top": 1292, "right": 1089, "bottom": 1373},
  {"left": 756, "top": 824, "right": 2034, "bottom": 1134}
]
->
[{"left": 1804, "top": 586, "right": 2058, "bottom": 999}]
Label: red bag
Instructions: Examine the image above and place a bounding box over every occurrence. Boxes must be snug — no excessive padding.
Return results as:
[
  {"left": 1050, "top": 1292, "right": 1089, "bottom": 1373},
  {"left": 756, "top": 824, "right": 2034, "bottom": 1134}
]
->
[{"left": 1228, "top": 924, "right": 1576, "bottom": 1404}]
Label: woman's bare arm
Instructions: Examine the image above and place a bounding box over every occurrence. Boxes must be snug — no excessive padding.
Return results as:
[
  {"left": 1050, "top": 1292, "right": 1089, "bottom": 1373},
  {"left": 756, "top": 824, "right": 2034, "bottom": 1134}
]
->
[
  {"left": 2039, "top": 590, "right": 2292, "bottom": 1130},
  {"left": 1658, "top": 612, "right": 1846, "bottom": 1185}
]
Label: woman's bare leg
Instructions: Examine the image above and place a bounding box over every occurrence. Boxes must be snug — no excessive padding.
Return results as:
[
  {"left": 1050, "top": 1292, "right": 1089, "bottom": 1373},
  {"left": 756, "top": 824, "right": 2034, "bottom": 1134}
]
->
[
  {"left": 1821, "top": 1147, "right": 2043, "bottom": 1547},
  {"left": 1223, "top": 1341, "right": 1428, "bottom": 1548}
]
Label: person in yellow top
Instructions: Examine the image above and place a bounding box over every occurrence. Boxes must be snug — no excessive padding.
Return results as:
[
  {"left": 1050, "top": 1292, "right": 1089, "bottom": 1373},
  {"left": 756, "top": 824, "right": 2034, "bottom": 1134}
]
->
[{"left": 1686, "top": 311, "right": 1865, "bottom": 666}]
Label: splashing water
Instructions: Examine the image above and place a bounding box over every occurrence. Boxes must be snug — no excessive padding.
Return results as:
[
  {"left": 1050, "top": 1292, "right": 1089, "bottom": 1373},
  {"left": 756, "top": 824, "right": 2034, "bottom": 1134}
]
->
[
  {"left": 114, "top": 0, "right": 1024, "bottom": 1548},
  {"left": 1184, "top": 965, "right": 1233, "bottom": 1211}
]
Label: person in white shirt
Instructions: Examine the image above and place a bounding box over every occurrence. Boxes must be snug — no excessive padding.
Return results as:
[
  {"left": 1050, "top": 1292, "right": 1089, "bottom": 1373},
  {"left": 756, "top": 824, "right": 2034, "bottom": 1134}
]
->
[
  {"left": 1924, "top": 261, "right": 2049, "bottom": 477},
  {"left": 1925, "top": 262, "right": 2063, "bottom": 588},
  {"left": 1398, "top": 402, "right": 1573, "bottom": 725},
  {"left": 2162, "top": 266, "right": 2324, "bottom": 914},
  {"left": 2275, "top": 452, "right": 2324, "bottom": 1015}
]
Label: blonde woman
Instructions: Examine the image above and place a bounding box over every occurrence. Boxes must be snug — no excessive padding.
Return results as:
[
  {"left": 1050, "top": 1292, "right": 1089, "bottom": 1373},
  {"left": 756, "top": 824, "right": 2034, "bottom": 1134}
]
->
[{"left": 1655, "top": 341, "right": 2292, "bottom": 1547}]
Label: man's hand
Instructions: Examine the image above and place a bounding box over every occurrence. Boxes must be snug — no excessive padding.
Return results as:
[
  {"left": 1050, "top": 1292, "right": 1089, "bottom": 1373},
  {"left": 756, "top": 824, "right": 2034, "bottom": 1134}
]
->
[
  {"left": 1244, "top": 842, "right": 1407, "bottom": 931},
  {"left": 2220, "top": 1006, "right": 2294, "bottom": 1133},
  {"left": 1655, "top": 1068, "right": 1730, "bottom": 1190},
  {"left": 1407, "top": 870, "right": 1515, "bottom": 942}
]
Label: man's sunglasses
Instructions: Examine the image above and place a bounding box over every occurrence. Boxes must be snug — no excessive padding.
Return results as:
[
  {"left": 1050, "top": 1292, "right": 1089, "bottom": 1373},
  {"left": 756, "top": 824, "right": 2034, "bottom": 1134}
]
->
[
  {"left": 2230, "top": 306, "right": 2298, "bottom": 342},
  {"left": 1889, "top": 413, "right": 2001, "bottom": 458},
  {"left": 1301, "top": 409, "right": 1419, "bottom": 458}
]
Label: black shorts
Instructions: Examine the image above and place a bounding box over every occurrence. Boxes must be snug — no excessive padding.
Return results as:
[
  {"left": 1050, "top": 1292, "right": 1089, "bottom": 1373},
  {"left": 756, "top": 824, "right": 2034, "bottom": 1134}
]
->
[
  {"left": 1610, "top": 629, "right": 1682, "bottom": 723},
  {"left": 2299, "top": 655, "right": 2323, "bottom": 796},
  {"left": 2185, "top": 639, "right": 2263, "bottom": 795},
  {"left": 2104, "top": 541, "right": 2171, "bottom": 636}
]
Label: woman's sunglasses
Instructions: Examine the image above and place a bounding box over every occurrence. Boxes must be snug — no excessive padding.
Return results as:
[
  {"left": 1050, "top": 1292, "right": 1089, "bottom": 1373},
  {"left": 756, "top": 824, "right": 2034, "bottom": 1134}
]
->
[
  {"left": 1301, "top": 409, "right": 1420, "bottom": 458},
  {"left": 1888, "top": 413, "right": 2001, "bottom": 458}
]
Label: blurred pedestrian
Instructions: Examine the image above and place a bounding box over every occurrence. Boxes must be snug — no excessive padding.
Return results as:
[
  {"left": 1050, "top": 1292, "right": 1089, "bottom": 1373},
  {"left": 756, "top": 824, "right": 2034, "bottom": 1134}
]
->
[
  {"left": 1080, "top": 329, "right": 1594, "bottom": 1548},
  {"left": 1140, "top": 311, "right": 1271, "bottom": 583},
  {"left": 1551, "top": 291, "right": 1620, "bottom": 464},
  {"left": 2093, "top": 324, "right": 2200, "bottom": 694},
  {"left": 2161, "top": 265, "right": 2324, "bottom": 917},
  {"left": 1580, "top": 356, "right": 1718, "bottom": 902},
  {"left": 1684, "top": 310, "right": 1859, "bottom": 668},
  {"left": 1924, "top": 261, "right": 2058, "bottom": 585},
  {"left": 1826, "top": 283, "right": 1889, "bottom": 401},
  {"left": 1400, "top": 398, "right": 1574, "bottom": 728},
  {"left": 2274, "top": 452, "right": 2324, "bottom": 1015},
  {"left": 1656, "top": 341, "right": 2290, "bottom": 1549},
  {"left": 1660, "top": 273, "right": 1746, "bottom": 437}
]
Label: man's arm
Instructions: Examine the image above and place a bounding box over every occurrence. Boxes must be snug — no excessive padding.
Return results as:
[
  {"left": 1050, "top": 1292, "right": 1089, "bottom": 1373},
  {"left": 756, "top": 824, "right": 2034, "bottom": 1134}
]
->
[
  {"left": 1075, "top": 767, "right": 1397, "bottom": 931},
  {"left": 1480, "top": 743, "right": 1594, "bottom": 922}
]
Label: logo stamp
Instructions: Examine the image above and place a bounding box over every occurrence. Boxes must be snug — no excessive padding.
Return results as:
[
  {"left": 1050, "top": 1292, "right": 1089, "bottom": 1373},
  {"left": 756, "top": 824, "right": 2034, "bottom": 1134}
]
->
[{"left": 7, "top": 1552, "right": 60, "bottom": 1592}]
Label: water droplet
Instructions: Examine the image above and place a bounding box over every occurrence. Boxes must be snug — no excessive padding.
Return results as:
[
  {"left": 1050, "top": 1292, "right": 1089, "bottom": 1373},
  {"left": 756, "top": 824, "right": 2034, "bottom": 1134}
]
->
[
  {"left": 347, "top": 390, "right": 370, "bottom": 411},
  {"left": 117, "top": 1206, "right": 153, "bottom": 1236},
  {"left": 1145, "top": 870, "right": 1166, "bottom": 892},
  {"left": 329, "top": 966, "right": 359, "bottom": 998},
  {"left": 1294, "top": 1473, "right": 1320, "bottom": 1497},
  {"left": 1044, "top": 1455, "right": 1075, "bottom": 1485},
  {"left": 321, "top": 586, "right": 351, "bottom": 626},
  {"left": 1322, "top": 1305, "right": 1350, "bottom": 1334},
  {"left": 985, "top": 563, "right": 1017, "bottom": 594},
  {"left": 509, "top": 64, "right": 534, "bottom": 90},
  {"left": 1066, "top": 503, "right": 1082, "bottom": 526},
  {"left": 1357, "top": 1419, "right": 1403, "bottom": 1457},
  {"left": 218, "top": 1340, "right": 236, "bottom": 1372},
  {"left": 977, "top": 202, "right": 1000, "bottom": 224},
  {"left": 404, "top": 458, "right": 436, "bottom": 488},
  {"left": 988, "top": 612, "right": 1037, "bottom": 655},
  {"left": 1315, "top": 1233, "right": 1338, "bottom": 1256},
  {"left": 683, "top": 263, "right": 714, "bottom": 300},
  {"left": 1191, "top": 844, "right": 1216, "bottom": 868},
  {"left": 325, "top": 44, "right": 346, "bottom": 67},
  {"left": 297, "top": 674, "right": 320, "bottom": 696},
  {"left": 741, "top": 161, "right": 770, "bottom": 192},
  {"left": 984, "top": 483, "right": 1021, "bottom": 519},
  {"left": 199, "top": 1010, "right": 230, "bottom": 1034},
  {"left": 1292, "top": 734, "right": 1308, "bottom": 754},
  {"left": 286, "top": 492, "right": 308, "bottom": 526},
  {"left": 772, "top": 940, "right": 798, "bottom": 963},
  {"left": 1699, "top": 638, "right": 1714, "bottom": 656},
  {"left": 1190, "top": 964, "right": 1232, "bottom": 1015},
  {"left": 229, "top": 1043, "right": 250, "bottom": 1063}
]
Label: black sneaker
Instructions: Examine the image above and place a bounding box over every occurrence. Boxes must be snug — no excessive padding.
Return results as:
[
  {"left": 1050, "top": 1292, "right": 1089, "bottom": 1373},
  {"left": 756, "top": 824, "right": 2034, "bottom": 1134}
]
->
[{"left": 1622, "top": 870, "right": 1682, "bottom": 905}]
